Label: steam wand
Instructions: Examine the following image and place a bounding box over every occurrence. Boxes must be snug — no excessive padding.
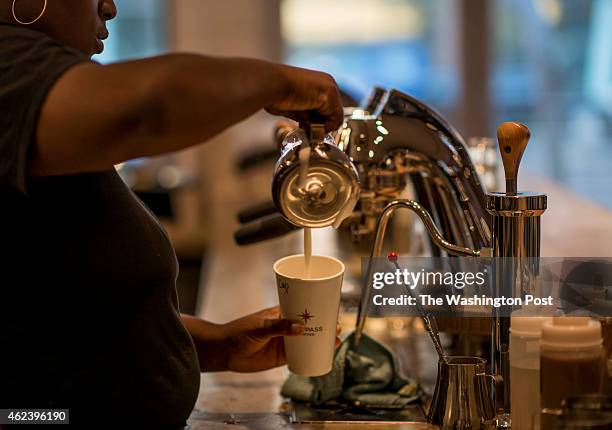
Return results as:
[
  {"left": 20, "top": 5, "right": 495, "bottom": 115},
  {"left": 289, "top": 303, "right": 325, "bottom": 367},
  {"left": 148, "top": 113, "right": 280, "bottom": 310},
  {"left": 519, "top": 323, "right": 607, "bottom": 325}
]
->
[{"left": 387, "top": 252, "right": 448, "bottom": 363}]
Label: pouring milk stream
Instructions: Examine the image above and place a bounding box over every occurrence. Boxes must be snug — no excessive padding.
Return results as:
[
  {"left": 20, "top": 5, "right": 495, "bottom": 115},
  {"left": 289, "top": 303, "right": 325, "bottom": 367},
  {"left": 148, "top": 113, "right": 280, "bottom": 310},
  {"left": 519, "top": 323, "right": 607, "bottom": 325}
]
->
[{"left": 298, "top": 144, "right": 313, "bottom": 279}]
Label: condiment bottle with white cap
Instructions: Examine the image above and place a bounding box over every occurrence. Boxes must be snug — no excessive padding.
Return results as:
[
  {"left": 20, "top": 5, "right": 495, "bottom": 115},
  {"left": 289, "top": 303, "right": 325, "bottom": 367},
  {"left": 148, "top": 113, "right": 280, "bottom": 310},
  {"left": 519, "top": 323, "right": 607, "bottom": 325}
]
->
[
  {"left": 510, "top": 310, "right": 551, "bottom": 430},
  {"left": 540, "top": 317, "right": 605, "bottom": 430}
]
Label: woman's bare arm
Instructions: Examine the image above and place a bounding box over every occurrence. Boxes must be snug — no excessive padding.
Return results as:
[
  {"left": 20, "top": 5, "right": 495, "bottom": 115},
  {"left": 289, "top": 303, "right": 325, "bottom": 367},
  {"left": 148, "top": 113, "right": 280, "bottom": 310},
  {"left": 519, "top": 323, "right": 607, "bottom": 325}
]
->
[{"left": 32, "top": 54, "right": 343, "bottom": 176}]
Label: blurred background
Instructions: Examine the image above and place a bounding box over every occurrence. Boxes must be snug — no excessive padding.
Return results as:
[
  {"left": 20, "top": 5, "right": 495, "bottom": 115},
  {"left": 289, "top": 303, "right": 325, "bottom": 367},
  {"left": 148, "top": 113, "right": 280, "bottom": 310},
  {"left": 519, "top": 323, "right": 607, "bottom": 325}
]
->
[{"left": 93, "top": 0, "right": 612, "bottom": 317}]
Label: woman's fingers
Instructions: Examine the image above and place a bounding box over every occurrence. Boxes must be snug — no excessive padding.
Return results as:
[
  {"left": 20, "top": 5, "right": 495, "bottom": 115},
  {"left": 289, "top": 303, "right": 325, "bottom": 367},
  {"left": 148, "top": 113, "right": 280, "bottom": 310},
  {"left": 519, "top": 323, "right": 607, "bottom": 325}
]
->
[
  {"left": 247, "top": 307, "right": 342, "bottom": 346},
  {"left": 266, "top": 65, "right": 344, "bottom": 133},
  {"left": 257, "top": 306, "right": 281, "bottom": 319},
  {"left": 253, "top": 318, "right": 304, "bottom": 340}
]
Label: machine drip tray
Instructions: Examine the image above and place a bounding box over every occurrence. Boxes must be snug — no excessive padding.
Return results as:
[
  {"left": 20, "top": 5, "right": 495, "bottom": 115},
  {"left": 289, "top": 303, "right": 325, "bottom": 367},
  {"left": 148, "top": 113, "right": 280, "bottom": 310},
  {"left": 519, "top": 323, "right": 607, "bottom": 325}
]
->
[{"left": 289, "top": 400, "right": 427, "bottom": 425}]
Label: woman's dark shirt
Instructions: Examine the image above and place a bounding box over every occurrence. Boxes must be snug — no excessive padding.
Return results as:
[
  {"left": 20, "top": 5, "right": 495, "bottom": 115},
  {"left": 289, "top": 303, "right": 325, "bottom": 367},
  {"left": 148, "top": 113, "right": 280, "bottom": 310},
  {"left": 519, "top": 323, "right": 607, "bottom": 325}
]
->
[{"left": 0, "top": 24, "right": 200, "bottom": 428}]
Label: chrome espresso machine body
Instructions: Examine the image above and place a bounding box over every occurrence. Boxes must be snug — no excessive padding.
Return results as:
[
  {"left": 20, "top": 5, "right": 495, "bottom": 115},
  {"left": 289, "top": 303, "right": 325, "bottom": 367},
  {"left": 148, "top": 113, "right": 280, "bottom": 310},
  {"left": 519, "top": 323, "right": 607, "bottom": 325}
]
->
[
  {"left": 335, "top": 89, "right": 492, "bottom": 253},
  {"left": 235, "top": 88, "right": 547, "bottom": 423}
]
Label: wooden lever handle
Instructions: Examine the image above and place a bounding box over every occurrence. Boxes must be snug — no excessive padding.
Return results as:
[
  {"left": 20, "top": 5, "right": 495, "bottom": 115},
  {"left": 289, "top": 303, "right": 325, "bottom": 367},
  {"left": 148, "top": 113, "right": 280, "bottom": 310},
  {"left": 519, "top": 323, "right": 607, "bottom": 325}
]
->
[{"left": 497, "top": 122, "right": 530, "bottom": 195}]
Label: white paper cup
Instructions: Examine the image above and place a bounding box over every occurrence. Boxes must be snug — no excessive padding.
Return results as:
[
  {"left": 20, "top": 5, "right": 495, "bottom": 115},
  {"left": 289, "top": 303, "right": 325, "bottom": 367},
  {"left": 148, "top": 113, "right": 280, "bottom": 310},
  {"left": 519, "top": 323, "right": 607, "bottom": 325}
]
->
[{"left": 274, "top": 254, "right": 344, "bottom": 377}]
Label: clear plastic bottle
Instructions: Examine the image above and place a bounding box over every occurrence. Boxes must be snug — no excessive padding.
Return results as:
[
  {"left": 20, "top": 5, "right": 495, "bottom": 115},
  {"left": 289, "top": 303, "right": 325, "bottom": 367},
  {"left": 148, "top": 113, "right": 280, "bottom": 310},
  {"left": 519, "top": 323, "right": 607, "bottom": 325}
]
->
[{"left": 510, "top": 311, "right": 551, "bottom": 430}]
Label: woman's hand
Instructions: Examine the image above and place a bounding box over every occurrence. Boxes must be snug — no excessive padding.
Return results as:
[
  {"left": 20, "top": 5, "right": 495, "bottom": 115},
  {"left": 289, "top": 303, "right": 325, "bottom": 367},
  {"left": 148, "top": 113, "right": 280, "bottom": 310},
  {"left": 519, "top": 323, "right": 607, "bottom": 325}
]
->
[
  {"left": 221, "top": 307, "right": 342, "bottom": 373},
  {"left": 266, "top": 64, "right": 344, "bottom": 133},
  {"left": 220, "top": 307, "right": 302, "bottom": 372},
  {"left": 182, "top": 307, "right": 342, "bottom": 373}
]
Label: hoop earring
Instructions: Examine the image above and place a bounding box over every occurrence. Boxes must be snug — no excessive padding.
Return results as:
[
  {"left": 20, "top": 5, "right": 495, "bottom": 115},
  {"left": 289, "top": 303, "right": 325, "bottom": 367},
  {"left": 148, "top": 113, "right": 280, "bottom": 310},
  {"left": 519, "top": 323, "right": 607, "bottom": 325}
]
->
[{"left": 12, "top": 0, "right": 48, "bottom": 25}]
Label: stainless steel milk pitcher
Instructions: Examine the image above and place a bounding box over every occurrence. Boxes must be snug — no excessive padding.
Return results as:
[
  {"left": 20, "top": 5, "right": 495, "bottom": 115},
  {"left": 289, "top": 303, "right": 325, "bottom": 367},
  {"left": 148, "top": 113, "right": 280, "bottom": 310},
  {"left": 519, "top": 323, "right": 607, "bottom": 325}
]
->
[
  {"left": 428, "top": 356, "right": 503, "bottom": 430},
  {"left": 272, "top": 124, "right": 360, "bottom": 229}
]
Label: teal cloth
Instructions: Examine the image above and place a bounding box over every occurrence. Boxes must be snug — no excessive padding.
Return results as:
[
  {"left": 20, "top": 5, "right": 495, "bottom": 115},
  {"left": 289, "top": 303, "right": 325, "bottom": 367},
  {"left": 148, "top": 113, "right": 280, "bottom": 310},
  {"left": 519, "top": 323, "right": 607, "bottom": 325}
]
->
[{"left": 281, "top": 332, "right": 421, "bottom": 406}]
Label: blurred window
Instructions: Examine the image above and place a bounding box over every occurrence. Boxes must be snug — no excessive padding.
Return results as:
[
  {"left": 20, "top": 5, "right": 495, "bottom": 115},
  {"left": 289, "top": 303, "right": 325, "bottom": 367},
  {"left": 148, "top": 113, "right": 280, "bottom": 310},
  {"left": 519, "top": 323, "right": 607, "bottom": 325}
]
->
[
  {"left": 281, "top": 0, "right": 460, "bottom": 108},
  {"left": 94, "top": 0, "right": 169, "bottom": 173},
  {"left": 95, "top": 0, "right": 168, "bottom": 64},
  {"left": 493, "top": 0, "right": 612, "bottom": 207},
  {"left": 283, "top": 0, "right": 612, "bottom": 208}
]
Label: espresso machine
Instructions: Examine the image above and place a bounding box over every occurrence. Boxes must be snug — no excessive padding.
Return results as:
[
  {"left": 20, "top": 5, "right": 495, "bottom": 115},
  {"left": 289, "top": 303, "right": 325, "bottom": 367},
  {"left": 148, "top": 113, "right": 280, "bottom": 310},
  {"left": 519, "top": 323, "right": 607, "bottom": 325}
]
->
[{"left": 235, "top": 88, "right": 547, "bottom": 427}]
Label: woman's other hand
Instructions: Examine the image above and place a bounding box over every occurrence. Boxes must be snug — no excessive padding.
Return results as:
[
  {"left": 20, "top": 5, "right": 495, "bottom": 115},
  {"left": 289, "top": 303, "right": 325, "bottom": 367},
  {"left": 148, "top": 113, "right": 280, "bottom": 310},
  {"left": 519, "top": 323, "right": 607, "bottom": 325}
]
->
[
  {"left": 182, "top": 306, "right": 341, "bottom": 373},
  {"left": 220, "top": 307, "right": 302, "bottom": 372},
  {"left": 221, "top": 306, "right": 342, "bottom": 373}
]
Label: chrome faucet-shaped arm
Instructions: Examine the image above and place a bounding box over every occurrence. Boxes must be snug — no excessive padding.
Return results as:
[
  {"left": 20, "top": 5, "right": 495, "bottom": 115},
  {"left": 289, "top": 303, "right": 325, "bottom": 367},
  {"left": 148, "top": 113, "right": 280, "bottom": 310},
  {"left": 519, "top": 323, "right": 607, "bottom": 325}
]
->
[{"left": 353, "top": 199, "right": 486, "bottom": 346}]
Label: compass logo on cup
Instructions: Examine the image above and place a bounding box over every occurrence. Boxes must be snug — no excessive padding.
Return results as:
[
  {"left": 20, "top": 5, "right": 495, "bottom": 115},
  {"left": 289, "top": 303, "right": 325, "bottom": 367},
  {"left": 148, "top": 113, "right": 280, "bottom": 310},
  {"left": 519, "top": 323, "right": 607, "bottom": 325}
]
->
[
  {"left": 298, "top": 308, "right": 323, "bottom": 335},
  {"left": 298, "top": 308, "right": 314, "bottom": 324}
]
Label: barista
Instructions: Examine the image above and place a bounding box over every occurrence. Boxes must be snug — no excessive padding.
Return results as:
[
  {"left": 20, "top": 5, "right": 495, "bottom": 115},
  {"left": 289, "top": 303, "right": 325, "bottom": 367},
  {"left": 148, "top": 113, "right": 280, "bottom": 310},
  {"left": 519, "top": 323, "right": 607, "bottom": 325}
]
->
[{"left": 0, "top": 0, "right": 343, "bottom": 428}]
